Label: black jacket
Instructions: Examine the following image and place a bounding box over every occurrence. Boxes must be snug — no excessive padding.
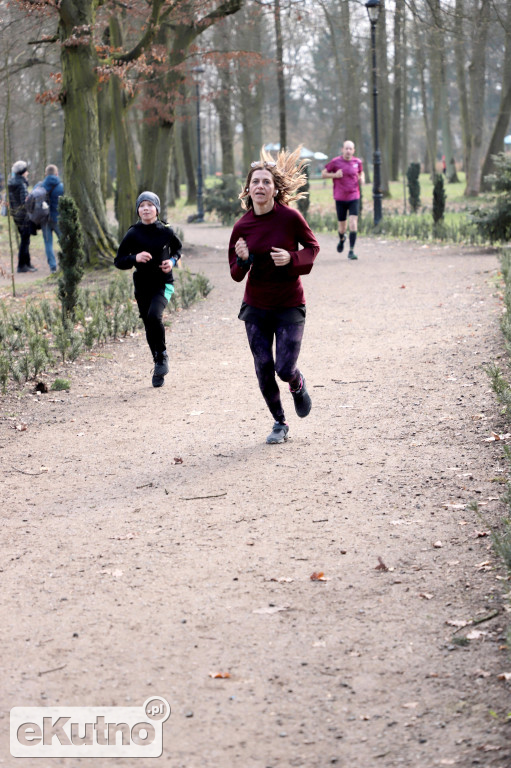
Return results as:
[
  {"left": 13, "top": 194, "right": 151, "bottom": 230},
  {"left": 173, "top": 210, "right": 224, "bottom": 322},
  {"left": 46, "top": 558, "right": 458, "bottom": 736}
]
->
[
  {"left": 8, "top": 173, "right": 28, "bottom": 226},
  {"left": 114, "top": 220, "right": 182, "bottom": 289}
]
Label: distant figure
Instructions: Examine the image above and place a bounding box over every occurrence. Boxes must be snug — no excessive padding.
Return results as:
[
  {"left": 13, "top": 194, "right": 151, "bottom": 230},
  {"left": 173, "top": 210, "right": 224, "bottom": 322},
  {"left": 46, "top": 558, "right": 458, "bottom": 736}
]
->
[
  {"left": 322, "top": 140, "right": 365, "bottom": 260},
  {"left": 442, "top": 155, "right": 447, "bottom": 176},
  {"left": 7, "top": 160, "right": 37, "bottom": 273},
  {"left": 41, "top": 164, "right": 64, "bottom": 273}
]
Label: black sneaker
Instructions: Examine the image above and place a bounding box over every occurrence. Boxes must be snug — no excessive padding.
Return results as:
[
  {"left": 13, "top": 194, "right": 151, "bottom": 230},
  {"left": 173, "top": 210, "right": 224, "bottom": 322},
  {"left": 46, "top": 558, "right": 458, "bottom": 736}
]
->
[
  {"left": 17, "top": 266, "right": 30, "bottom": 273},
  {"left": 266, "top": 422, "right": 289, "bottom": 444},
  {"left": 290, "top": 375, "right": 312, "bottom": 418},
  {"left": 336, "top": 235, "right": 346, "bottom": 253},
  {"left": 348, "top": 250, "right": 358, "bottom": 260},
  {"left": 152, "top": 351, "right": 169, "bottom": 388}
]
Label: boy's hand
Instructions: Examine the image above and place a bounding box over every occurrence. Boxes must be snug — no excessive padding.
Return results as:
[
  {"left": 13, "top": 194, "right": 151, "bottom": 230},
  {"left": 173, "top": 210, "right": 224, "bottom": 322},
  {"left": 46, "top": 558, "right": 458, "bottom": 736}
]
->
[
  {"left": 160, "top": 259, "right": 173, "bottom": 273},
  {"left": 136, "top": 251, "right": 152, "bottom": 263}
]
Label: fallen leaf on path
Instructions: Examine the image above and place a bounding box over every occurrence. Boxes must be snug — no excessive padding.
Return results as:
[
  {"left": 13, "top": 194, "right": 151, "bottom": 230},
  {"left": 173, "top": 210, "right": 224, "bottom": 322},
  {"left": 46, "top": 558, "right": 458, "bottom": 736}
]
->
[
  {"left": 253, "top": 605, "right": 290, "bottom": 615},
  {"left": 466, "top": 629, "right": 488, "bottom": 640},
  {"left": 375, "top": 557, "right": 388, "bottom": 571},
  {"left": 402, "top": 702, "right": 419, "bottom": 709},
  {"left": 15, "top": 423, "right": 27, "bottom": 431},
  {"left": 484, "top": 432, "right": 511, "bottom": 442},
  {"left": 497, "top": 672, "right": 511, "bottom": 682},
  {"left": 310, "top": 571, "right": 328, "bottom": 581},
  {"left": 433, "top": 541, "right": 443, "bottom": 548},
  {"left": 471, "top": 530, "right": 490, "bottom": 538},
  {"left": 418, "top": 592, "right": 434, "bottom": 600},
  {"left": 473, "top": 669, "right": 491, "bottom": 678},
  {"left": 442, "top": 503, "right": 466, "bottom": 510},
  {"left": 173, "top": 457, "right": 183, "bottom": 464},
  {"left": 446, "top": 620, "right": 470, "bottom": 628},
  {"left": 208, "top": 671, "right": 230, "bottom": 679},
  {"left": 475, "top": 560, "right": 492, "bottom": 570}
]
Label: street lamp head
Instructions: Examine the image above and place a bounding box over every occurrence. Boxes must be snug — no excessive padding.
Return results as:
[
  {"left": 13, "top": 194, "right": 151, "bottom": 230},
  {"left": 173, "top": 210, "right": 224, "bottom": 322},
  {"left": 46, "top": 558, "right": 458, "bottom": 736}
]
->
[{"left": 365, "top": 0, "right": 381, "bottom": 24}]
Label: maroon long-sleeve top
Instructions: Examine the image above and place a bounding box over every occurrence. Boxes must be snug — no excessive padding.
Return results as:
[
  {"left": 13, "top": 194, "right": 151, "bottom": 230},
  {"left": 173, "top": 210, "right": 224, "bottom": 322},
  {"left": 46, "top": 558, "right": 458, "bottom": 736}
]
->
[{"left": 228, "top": 203, "right": 320, "bottom": 310}]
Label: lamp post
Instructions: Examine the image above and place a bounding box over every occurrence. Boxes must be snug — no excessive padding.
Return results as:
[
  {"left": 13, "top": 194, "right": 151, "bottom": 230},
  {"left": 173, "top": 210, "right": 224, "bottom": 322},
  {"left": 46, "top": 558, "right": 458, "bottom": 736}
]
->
[
  {"left": 192, "top": 66, "right": 205, "bottom": 223},
  {"left": 365, "top": 0, "right": 382, "bottom": 227}
]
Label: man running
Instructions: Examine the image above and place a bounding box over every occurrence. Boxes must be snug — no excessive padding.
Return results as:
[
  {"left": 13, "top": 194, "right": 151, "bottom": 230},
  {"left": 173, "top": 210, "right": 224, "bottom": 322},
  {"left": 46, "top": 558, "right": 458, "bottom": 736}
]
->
[{"left": 322, "top": 140, "right": 364, "bottom": 260}]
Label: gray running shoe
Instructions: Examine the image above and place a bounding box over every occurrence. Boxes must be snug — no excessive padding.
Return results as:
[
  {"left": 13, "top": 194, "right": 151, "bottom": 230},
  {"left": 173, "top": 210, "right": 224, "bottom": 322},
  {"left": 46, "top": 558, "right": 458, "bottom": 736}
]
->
[
  {"left": 266, "top": 422, "right": 289, "bottom": 444},
  {"left": 348, "top": 250, "right": 358, "bottom": 260}
]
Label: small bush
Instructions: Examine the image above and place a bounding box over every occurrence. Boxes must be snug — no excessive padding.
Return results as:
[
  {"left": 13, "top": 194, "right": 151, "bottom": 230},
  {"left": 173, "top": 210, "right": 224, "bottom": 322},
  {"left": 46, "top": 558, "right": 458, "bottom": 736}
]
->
[
  {"left": 406, "top": 163, "right": 421, "bottom": 213},
  {"left": 51, "top": 378, "right": 70, "bottom": 391},
  {"left": 472, "top": 153, "right": 511, "bottom": 243},
  {"left": 204, "top": 175, "right": 242, "bottom": 226},
  {"left": 432, "top": 174, "right": 446, "bottom": 225}
]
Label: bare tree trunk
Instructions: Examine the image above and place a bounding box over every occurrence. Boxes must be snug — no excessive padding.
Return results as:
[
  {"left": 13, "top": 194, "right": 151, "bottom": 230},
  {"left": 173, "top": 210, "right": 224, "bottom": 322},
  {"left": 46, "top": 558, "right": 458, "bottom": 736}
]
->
[
  {"left": 338, "top": 0, "right": 362, "bottom": 152},
  {"left": 481, "top": 0, "right": 511, "bottom": 189},
  {"left": 274, "top": 0, "right": 286, "bottom": 150},
  {"left": 377, "top": 0, "right": 390, "bottom": 194},
  {"left": 412, "top": 4, "right": 435, "bottom": 175},
  {"left": 98, "top": 87, "right": 113, "bottom": 204},
  {"left": 454, "top": 0, "right": 471, "bottom": 174},
  {"left": 390, "top": 0, "right": 404, "bottom": 181},
  {"left": 465, "top": 0, "right": 490, "bottom": 196},
  {"left": 109, "top": 16, "right": 137, "bottom": 238},
  {"left": 213, "top": 23, "right": 235, "bottom": 176},
  {"left": 431, "top": 0, "right": 459, "bottom": 182},
  {"left": 181, "top": 113, "right": 197, "bottom": 205},
  {"left": 59, "top": 0, "right": 116, "bottom": 263},
  {"left": 402, "top": 9, "right": 408, "bottom": 209}
]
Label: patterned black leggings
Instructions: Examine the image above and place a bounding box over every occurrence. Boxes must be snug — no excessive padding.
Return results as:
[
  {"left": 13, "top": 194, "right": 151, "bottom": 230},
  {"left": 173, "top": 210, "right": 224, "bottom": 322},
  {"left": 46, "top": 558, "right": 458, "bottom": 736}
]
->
[{"left": 245, "top": 321, "right": 304, "bottom": 423}]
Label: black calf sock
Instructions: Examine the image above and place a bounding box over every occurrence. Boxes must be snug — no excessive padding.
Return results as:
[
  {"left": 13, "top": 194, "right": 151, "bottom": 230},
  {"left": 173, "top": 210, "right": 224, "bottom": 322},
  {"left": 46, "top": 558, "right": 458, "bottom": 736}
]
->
[{"left": 349, "top": 231, "right": 357, "bottom": 249}]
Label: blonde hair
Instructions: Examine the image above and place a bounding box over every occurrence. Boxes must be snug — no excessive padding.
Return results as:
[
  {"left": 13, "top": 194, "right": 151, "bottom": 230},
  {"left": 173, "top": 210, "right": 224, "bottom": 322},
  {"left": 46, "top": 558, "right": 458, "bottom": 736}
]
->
[{"left": 239, "top": 146, "right": 309, "bottom": 211}]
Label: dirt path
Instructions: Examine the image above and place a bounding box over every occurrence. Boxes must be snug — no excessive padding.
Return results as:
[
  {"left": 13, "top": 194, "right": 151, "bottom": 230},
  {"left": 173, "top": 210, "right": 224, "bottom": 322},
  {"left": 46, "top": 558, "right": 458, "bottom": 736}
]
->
[{"left": 1, "top": 228, "right": 510, "bottom": 768}]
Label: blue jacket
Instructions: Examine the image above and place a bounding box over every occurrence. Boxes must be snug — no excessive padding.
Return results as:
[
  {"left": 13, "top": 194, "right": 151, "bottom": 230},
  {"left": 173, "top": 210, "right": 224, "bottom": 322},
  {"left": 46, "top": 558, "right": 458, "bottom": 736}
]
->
[{"left": 42, "top": 174, "right": 64, "bottom": 223}]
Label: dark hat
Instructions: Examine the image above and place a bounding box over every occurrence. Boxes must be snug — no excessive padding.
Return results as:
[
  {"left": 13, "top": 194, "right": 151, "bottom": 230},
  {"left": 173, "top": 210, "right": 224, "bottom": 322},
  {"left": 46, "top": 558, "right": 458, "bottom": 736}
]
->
[
  {"left": 12, "top": 160, "right": 28, "bottom": 175},
  {"left": 136, "top": 191, "right": 160, "bottom": 216}
]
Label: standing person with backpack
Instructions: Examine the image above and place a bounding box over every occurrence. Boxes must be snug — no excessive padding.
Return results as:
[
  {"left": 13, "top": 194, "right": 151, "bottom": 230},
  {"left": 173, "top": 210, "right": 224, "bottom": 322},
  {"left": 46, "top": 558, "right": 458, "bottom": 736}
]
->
[
  {"left": 7, "top": 160, "right": 37, "bottom": 273},
  {"left": 114, "top": 192, "right": 182, "bottom": 388},
  {"left": 40, "top": 164, "right": 64, "bottom": 273}
]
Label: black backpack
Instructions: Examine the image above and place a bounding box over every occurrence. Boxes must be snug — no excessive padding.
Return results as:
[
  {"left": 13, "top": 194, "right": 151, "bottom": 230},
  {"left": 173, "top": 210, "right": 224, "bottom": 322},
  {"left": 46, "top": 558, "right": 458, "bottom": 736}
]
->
[{"left": 26, "top": 183, "right": 50, "bottom": 226}]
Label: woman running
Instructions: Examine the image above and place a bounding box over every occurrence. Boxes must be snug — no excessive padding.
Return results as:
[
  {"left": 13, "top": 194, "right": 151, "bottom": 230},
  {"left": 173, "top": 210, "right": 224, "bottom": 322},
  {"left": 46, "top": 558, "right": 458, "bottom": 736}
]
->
[{"left": 228, "top": 147, "right": 320, "bottom": 444}]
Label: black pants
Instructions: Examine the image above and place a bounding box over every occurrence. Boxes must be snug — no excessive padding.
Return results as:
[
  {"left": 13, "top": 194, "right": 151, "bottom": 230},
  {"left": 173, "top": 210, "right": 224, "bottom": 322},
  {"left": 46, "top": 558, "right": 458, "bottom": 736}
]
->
[
  {"left": 134, "top": 285, "right": 170, "bottom": 359},
  {"left": 245, "top": 319, "right": 304, "bottom": 423},
  {"left": 16, "top": 223, "right": 32, "bottom": 269}
]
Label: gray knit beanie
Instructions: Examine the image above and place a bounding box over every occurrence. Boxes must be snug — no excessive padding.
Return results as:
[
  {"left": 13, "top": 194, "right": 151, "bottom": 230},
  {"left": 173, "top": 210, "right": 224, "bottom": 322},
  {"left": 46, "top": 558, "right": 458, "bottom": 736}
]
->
[
  {"left": 136, "top": 191, "right": 160, "bottom": 216},
  {"left": 12, "top": 160, "right": 28, "bottom": 175}
]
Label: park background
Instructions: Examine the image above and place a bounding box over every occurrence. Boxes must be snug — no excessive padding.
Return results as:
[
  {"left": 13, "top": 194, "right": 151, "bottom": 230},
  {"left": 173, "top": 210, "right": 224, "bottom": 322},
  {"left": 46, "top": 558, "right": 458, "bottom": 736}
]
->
[{"left": 1, "top": 0, "right": 510, "bottom": 261}]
